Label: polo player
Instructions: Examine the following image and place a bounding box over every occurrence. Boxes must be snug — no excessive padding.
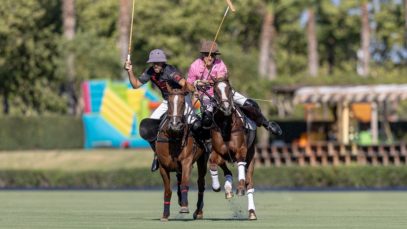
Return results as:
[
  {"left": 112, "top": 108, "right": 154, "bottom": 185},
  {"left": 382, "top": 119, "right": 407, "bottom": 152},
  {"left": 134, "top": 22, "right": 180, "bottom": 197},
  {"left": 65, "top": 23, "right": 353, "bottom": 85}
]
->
[
  {"left": 187, "top": 40, "right": 283, "bottom": 135},
  {"left": 124, "top": 49, "right": 196, "bottom": 171}
]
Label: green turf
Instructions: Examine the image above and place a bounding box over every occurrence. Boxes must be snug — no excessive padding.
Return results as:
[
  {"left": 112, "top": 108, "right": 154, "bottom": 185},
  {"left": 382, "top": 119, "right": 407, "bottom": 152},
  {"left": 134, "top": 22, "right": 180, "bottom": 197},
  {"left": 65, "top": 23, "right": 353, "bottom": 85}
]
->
[
  {"left": 0, "top": 149, "right": 153, "bottom": 171},
  {"left": 0, "top": 191, "right": 406, "bottom": 229}
]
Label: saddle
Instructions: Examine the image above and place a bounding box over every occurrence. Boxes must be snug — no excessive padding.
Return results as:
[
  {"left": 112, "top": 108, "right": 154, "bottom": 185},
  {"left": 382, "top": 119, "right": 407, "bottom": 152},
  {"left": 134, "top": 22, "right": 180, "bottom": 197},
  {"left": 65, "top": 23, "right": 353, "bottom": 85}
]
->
[
  {"left": 210, "top": 106, "right": 256, "bottom": 148},
  {"left": 236, "top": 108, "right": 257, "bottom": 148}
]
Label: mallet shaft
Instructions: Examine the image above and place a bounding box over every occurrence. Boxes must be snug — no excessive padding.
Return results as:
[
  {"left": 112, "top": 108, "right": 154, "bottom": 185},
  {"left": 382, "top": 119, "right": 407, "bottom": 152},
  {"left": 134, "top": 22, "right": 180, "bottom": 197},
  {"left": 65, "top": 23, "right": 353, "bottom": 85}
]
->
[{"left": 127, "top": 0, "right": 136, "bottom": 60}]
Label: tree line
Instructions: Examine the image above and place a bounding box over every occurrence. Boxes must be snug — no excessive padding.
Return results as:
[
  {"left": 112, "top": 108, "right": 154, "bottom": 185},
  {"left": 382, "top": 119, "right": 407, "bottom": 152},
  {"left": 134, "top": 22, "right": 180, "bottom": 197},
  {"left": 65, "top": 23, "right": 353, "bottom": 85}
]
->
[{"left": 0, "top": 0, "right": 405, "bottom": 116}]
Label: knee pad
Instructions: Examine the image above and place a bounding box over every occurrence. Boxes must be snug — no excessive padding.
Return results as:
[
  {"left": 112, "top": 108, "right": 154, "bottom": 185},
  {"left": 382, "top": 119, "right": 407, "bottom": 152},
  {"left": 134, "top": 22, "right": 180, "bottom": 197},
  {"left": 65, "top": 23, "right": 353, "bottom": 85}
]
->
[
  {"left": 191, "top": 120, "right": 202, "bottom": 134},
  {"left": 202, "top": 111, "right": 213, "bottom": 128}
]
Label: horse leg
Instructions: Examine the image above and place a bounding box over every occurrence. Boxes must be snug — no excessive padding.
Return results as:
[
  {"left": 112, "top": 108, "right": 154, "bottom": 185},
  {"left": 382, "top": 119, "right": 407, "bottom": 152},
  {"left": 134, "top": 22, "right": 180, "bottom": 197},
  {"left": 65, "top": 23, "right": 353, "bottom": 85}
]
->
[
  {"left": 245, "top": 146, "right": 257, "bottom": 220},
  {"left": 193, "top": 152, "right": 208, "bottom": 220},
  {"left": 236, "top": 161, "right": 247, "bottom": 196},
  {"left": 209, "top": 153, "right": 221, "bottom": 192},
  {"left": 236, "top": 147, "right": 248, "bottom": 196},
  {"left": 159, "top": 166, "right": 172, "bottom": 221},
  {"left": 176, "top": 173, "right": 182, "bottom": 206},
  {"left": 179, "top": 159, "right": 192, "bottom": 214},
  {"left": 218, "top": 162, "right": 234, "bottom": 199}
]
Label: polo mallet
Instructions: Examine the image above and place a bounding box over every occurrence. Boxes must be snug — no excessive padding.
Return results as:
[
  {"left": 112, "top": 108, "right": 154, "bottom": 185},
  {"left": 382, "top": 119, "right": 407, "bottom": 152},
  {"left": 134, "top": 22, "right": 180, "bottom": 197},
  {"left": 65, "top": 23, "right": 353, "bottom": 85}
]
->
[
  {"left": 127, "top": 0, "right": 136, "bottom": 62},
  {"left": 207, "top": 0, "right": 236, "bottom": 57}
]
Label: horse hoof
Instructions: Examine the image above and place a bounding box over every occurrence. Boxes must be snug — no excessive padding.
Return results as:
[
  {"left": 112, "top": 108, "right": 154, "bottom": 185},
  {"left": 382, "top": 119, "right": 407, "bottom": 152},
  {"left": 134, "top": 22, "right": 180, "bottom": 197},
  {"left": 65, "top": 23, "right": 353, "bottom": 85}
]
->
[
  {"left": 179, "top": 206, "right": 189, "bottom": 214},
  {"left": 160, "top": 216, "right": 169, "bottom": 222},
  {"left": 248, "top": 210, "right": 257, "bottom": 220},
  {"left": 193, "top": 210, "right": 203, "bottom": 220},
  {"left": 212, "top": 187, "right": 221, "bottom": 192},
  {"left": 236, "top": 188, "right": 245, "bottom": 196},
  {"left": 225, "top": 191, "right": 234, "bottom": 199}
]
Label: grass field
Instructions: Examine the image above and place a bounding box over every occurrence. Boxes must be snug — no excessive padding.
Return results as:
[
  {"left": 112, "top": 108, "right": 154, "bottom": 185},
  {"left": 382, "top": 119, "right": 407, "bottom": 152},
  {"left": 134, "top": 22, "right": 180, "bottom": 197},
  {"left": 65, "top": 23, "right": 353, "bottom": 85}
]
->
[
  {"left": 0, "top": 191, "right": 406, "bottom": 229},
  {"left": 0, "top": 149, "right": 153, "bottom": 171}
]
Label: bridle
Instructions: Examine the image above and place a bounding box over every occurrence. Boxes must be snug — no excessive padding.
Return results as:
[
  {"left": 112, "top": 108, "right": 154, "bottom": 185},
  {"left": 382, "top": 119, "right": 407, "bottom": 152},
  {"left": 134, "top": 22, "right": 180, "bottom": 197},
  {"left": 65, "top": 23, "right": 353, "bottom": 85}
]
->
[
  {"left": 166, "top": 90, "right": 188, "bottom": 122},
  {"left": 212, "top": 78, "right": 235, "bottom": 115},
  {"left": 195, "top": 79, "right": 234, "bottom": 111}
]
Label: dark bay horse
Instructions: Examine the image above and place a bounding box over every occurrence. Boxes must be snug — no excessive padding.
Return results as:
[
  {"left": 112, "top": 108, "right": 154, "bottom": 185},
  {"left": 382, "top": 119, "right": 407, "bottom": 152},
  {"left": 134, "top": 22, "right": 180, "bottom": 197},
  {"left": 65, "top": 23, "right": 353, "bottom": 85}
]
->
[
  {"left": 204, "top": 78, "right": 258, "bottom": 220},
  {"left": 152, "top": 85, "right": 207, "bottom": 221}
]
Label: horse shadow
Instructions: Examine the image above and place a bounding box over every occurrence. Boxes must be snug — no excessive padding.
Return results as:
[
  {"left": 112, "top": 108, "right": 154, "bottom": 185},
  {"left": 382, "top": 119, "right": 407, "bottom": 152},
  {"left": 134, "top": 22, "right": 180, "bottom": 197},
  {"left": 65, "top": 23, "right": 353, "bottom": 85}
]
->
[{"left": 150, "top": 217, "right": 249, "bottom": 221}]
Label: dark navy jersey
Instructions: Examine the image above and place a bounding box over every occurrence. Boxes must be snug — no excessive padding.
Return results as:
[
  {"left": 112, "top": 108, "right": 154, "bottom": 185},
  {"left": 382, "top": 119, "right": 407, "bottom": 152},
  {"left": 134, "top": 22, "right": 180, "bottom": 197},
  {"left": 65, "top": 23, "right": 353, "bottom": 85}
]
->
[{"left": 138, "top": 64, "right": 183, "bottom": 99}]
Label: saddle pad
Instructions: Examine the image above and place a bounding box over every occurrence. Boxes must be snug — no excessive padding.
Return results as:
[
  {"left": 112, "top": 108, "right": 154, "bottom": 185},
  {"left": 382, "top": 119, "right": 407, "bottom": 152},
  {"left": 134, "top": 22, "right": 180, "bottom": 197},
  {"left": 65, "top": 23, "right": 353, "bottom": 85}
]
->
[{"left": 236, "top": 109, "right": 257, "bottom": 130}]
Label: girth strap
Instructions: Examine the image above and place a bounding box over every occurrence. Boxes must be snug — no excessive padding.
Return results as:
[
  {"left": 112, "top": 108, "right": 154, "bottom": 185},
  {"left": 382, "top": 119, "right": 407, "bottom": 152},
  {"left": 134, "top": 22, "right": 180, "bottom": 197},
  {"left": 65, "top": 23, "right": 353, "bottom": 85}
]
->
[{"left": 156, "top": 137, "right": 182, "bottom": 143}]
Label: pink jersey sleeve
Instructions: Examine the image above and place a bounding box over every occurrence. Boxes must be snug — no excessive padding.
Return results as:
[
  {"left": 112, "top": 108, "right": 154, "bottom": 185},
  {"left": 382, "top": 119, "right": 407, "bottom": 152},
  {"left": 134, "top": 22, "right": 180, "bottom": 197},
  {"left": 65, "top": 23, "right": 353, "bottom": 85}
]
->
[
  {"left": 187, "top": 59, "right": 200, "bottom": 84},
  {"left": 215, "top": 59, "right": 228, "bottom": 79}
]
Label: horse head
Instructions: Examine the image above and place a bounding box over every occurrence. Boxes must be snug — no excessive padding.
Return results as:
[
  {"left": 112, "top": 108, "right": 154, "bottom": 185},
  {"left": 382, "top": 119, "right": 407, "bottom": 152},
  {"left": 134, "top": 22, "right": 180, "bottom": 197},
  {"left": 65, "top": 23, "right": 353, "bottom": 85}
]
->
[
  {"left": 213, "top": 77, "right": 233, "bottom": 116},
  {"left": 166, "top": 83, "right": 187, "bottom": 133}
]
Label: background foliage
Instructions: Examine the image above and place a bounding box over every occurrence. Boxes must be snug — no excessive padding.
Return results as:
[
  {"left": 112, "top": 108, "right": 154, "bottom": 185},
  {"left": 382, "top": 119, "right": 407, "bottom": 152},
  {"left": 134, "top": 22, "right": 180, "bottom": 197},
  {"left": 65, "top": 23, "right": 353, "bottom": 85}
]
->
[{"left": 0, "top": 0, "right": 405, "bottom": 116}]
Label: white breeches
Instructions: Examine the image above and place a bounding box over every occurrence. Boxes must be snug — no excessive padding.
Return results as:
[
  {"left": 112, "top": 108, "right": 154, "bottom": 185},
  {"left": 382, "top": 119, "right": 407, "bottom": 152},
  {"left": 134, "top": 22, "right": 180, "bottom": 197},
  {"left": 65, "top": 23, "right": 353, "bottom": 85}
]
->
[{"left": 150, "top": 95, "right": 196, "bottom": 124}]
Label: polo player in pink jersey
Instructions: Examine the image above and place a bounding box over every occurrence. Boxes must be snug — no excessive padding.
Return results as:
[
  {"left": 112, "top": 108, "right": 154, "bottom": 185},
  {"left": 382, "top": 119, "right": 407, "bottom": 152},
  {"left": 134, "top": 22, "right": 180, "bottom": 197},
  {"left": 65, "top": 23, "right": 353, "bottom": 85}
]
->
[{"left": 187, "top": 40, "right": 282, "bottom": 135}]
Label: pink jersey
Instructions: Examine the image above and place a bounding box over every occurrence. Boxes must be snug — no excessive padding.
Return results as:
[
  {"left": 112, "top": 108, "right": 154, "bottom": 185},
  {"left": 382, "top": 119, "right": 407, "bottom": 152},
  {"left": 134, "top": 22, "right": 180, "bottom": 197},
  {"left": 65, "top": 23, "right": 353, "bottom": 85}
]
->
[{"left": 187, "top": 58, "right": 228, "bottom": 96}]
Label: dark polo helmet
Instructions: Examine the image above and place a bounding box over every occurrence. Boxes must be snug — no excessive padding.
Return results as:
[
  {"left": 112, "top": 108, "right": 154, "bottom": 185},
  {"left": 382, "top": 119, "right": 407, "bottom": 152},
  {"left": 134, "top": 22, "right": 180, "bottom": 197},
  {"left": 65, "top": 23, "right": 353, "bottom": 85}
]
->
[
  {"left": 147, "top": 49, "right": 167, "bottom": 63},
  {"left": 200, "top": 40, "right": 221, "bottom": 55}
]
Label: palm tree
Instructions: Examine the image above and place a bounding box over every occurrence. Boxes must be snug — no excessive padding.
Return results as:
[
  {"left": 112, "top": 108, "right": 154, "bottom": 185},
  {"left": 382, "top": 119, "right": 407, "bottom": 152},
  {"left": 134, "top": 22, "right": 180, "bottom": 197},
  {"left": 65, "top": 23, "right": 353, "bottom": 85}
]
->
[
  {"left": 404, "top": 0, "right": 407, "bottom": 48},
  {"left": 359, "top": 1, "right": 370, "bottom": 76},
  {"left": 62, "top": 0, "right": 77, "bottom": 114},
  {"left": 307, "top": 7, "right": 318, "bottom": 77},
  {"left": 258, "top": 4, "right": 277, "bottom": 80},
  {"left": 118, "top": 0, "right": 131, "bottom": 79}
]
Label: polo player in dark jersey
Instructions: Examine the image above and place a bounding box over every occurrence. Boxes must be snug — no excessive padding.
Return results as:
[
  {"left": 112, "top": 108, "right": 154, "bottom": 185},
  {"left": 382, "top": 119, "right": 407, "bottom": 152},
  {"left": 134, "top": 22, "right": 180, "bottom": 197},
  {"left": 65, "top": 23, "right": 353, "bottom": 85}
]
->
[{"left": 124, "top": 49, "right": 196, "bottom": 171}]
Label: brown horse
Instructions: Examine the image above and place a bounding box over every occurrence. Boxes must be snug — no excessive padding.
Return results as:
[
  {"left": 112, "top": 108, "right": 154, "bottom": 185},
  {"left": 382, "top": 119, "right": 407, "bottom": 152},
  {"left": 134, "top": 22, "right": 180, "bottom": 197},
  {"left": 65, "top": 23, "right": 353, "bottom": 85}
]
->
[
  {"left": 154, "top": 85, "right": 207, "bottom": 221},
  {"left": 205, "top": 78, "right": 258, "bottom": 220}
]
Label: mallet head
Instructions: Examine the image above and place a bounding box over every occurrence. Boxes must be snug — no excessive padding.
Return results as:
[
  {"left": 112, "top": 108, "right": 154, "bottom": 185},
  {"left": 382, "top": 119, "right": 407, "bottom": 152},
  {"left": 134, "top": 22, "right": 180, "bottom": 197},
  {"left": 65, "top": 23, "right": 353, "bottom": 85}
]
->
[{"left": 225, "top": 0, "right": 236, "bottom": 12}]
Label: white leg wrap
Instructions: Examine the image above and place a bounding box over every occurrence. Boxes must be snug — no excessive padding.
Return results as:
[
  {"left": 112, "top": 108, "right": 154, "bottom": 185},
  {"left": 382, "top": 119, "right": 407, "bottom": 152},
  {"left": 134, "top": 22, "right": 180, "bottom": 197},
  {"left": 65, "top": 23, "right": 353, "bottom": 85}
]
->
[
  {"left": 224, "top": 174, "right": 233, "bottom": 191},
  {"left": 247, "top": 188, "right": 255, "bottom": 211},
  {"left": 210, "top": 169, "right": 220, "bottom": 190},
  {"left": 238, "top": 162, "right": 246, "bottom": 181}
]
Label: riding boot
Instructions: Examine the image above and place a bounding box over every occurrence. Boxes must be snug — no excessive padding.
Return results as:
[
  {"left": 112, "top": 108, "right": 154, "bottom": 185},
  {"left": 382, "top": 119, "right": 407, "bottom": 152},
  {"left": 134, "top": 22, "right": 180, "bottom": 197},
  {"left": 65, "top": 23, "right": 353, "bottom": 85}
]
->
[
  {"left": 241, "top": 99, "right": 283, "bottom": 136},
  {"left": 149, "top": 141, "right": 159, "bottom": 172},
  {"left": 261, "top": 119, "right": 283, "bottom": 136}
]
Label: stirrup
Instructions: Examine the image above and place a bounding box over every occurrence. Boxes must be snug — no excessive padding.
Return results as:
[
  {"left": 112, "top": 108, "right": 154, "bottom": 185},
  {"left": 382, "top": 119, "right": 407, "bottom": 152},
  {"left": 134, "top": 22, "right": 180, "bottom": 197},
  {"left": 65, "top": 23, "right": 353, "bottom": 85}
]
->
[{"left": 203, "top": 139, "right": 212, "bottom": 154}]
